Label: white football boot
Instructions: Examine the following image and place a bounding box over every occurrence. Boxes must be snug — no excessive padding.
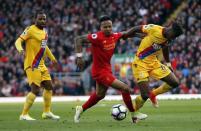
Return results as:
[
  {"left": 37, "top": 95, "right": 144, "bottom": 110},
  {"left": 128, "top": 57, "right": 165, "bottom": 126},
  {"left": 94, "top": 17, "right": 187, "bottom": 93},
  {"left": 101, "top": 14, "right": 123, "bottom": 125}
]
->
[
  {"left": 19, "top": 114, "right": 36, "bottom": 121},
  {"left": 132, "top": 112, "right": 148, "bottom": 123},
  {"left": 74, "top": 106, "right": 83, "bottom": 123},
  {"left": 42, "top": 112, "right": 60, "bottom": 120}
]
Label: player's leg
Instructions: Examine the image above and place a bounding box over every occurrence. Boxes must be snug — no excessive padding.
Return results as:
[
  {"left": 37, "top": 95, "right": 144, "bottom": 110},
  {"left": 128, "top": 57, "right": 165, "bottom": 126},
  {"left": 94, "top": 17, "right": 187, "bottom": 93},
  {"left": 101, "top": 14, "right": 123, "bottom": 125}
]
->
[
  {"left": 20, "top": 83, "right": 40, "bottom": 120},
  {"left": 111, "top": 79, "right": 135, "bottom": 112},
  {"left": 136, "top": 79, "right": 155, "bottom": 109},
  {"left": 156, "top": 72, "right": 179, "bottom": 93},
  {"left": 152, "top": 83, "right": 171, "bottom": 96},
  {"left": 131, "top": 63, "right": 154, "bottom": 109},
  {"left": 74, "top": 82, "right": 107, "bottom": 123},
  {"left": 82, "top": 82, "right": 107, "bottom": 111},
  {"left": 20, "top": 68, "right": 41, "bottom": 120},
  {"left": 111, "top": 79, "right": 148, "bottom": 123},
  {"left": 150, "top": 63, "right": 179, "bottom": 104},
  {"left": 41, "top": 80, "right": 60, "bottom": 120},
  {"left": 161, "top": 72, "right": 179, "bottom": 88}
]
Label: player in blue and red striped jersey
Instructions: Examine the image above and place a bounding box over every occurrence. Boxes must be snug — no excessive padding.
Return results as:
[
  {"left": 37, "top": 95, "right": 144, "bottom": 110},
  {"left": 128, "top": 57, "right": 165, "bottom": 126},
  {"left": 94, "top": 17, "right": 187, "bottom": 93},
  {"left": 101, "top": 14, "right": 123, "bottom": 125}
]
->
[
  {"left": 74, "top": 15, "right": 147, "bottom": 123},
  {"left": 15, "top": 10, "right": 60, "bottom": 120},
  {"left": 131, "top": 23, "right": 183, "bottom": 112}
]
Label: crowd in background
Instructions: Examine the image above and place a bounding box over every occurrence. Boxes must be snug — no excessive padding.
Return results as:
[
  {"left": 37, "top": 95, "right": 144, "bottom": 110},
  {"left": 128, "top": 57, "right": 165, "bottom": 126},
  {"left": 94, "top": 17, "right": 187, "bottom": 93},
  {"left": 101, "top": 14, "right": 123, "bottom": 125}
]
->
[{"left": 0, "top": 0, "right": 200, "bottom": 96}]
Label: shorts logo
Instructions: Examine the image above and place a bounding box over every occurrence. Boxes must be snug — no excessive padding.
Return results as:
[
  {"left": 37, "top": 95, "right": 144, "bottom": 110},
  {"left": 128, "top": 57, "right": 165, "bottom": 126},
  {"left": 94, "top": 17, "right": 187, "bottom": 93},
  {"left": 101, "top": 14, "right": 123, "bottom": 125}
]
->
[
  {"left": 139, "top": 72, "right": 144, "bottom": 78},
  {"left": 92, "top": 34, "right": 97, "bottom": 39}
]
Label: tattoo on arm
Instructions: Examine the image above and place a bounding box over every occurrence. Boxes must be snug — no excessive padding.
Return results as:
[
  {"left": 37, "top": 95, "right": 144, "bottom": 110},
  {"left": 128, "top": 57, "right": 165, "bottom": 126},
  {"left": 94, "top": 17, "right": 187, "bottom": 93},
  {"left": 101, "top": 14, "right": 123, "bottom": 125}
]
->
[
  {"left": 75, "top": 35, "right": 90, "bottom": 53},
  {"left": 121, "top": 26, "right": 143, "bottom": 39}
]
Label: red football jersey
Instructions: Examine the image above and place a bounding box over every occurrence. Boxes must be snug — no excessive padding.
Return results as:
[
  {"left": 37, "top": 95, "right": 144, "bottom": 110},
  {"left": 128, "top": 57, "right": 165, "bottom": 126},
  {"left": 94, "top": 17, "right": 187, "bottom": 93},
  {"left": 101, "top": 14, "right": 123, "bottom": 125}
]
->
[{"left": 87, "top": 31, "right": 122, "bottom": 76}]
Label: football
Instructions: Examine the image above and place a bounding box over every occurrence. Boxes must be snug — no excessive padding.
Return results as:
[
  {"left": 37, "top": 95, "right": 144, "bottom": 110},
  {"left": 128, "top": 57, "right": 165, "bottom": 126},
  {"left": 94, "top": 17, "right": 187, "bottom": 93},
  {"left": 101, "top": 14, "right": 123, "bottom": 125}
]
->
[{"left": 111, "top": 104, "right": 127, "bottom": 121}]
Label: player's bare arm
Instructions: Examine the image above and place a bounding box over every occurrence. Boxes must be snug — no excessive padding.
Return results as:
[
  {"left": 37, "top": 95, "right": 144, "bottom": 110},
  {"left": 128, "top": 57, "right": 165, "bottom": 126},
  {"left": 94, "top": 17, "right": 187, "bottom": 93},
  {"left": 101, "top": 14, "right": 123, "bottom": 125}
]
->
[
  {"left": 162, "top": 45, "right": 172, "bottom": 69},
  {"left": 74, "top": 35, "right": 90, "bottom": 70},
  {"left": 121, "top": 26, "right": 144, "bottom": 39},
  {"left": 162, "top": 44, "right": 170, "bottom": 63},
  {"left": 75, "top": 35, "right": 90, "bottom": 53}
]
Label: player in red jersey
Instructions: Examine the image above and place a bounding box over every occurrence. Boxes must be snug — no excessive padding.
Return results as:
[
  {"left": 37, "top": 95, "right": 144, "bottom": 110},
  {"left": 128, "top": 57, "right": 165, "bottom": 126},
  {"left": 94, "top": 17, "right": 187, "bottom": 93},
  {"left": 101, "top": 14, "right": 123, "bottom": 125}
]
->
[{"left": 74, "top": 15, "right": 147, "bottom": 123}]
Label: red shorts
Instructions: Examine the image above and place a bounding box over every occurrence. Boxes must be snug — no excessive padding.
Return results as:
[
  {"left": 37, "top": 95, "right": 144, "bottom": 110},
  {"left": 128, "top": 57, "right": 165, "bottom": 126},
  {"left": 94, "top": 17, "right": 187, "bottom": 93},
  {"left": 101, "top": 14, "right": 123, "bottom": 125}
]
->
[{"left": 92, "top": 69, "right": 116, "bottom": 87}]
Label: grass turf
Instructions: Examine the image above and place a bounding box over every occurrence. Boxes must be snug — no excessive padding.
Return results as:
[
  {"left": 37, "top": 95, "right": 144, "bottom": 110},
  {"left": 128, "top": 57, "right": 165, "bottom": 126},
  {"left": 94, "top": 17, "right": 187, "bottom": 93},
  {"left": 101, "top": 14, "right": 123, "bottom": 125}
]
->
[{"left": 0, "top": 99, "right": 200, "bottom": 131}]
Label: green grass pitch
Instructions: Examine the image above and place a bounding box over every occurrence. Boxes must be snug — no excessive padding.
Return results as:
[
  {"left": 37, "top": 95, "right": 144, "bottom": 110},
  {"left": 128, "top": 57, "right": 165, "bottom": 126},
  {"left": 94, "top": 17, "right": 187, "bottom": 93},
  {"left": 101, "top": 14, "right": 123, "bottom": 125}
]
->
[{"left": 0, "top": 99, "right": 200, "bottom": 131}]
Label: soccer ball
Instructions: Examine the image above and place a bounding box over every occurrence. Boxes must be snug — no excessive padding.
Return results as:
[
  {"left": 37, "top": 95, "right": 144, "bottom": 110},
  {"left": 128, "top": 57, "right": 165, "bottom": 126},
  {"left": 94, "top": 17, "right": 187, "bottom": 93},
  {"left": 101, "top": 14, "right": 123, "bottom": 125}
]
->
[{"left": 111, "top": 104, "right": 127, "bottom": 121}]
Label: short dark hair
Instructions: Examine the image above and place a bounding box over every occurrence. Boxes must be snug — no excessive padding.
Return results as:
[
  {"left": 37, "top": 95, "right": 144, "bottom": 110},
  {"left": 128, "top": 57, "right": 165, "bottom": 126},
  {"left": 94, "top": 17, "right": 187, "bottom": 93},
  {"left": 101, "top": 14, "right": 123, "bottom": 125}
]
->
[
  {"left": 172, "top": 22, "right": 183, "bottom": 37},
  {"left": 34, "top": 9, "right": 46, "bottom": 18},
  {"left": 99, "top": 15, "right": 111, "bottom": 23}
]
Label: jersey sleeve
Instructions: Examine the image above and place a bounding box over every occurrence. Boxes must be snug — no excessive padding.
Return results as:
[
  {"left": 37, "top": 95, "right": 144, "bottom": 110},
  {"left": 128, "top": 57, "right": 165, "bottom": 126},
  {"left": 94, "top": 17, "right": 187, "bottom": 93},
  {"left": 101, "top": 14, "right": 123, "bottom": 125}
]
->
[
  {"left": 114, "top": 32, "right": 123, "bottom": 40},
  {"left": 142, "top": 24, "right": 155, "bottom": 33},
  {"left": 20, "top": 27, "right": 31, "bottom": 40},
  {"left": 46, "top": 46, "right": 56, "bottom": 61},
  {"left": 87, "top": 33, "right": 99, "bottom": 45}
]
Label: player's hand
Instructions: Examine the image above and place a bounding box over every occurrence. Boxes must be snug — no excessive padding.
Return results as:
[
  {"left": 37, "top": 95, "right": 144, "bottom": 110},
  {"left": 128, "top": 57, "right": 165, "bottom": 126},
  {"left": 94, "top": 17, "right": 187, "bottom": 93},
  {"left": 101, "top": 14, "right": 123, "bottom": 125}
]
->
[
  {"left": 18, "top": 50, "right": 24, "bottom": 55},
  {"left": 76, "top": 57, "right": 85, "bottom": 71},
  {"left": 52, "top": 59, "right": 59, "bottom": 69},
  {"left": 17, "top": 50, "right": 25, "bottom": 58}
]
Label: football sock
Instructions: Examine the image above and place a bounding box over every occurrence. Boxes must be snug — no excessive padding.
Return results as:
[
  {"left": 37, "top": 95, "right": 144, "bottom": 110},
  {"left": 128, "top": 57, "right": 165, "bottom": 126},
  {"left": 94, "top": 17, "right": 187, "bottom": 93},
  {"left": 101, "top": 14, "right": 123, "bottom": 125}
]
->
[
  {"left": 82, "top": 92, "right": 104, "bottom": 111},
  {"left": 152, "top": 83, "right": 171, "bottom": 96},
  {"left": 134, "top": 95, "right": 145, "bottom": 111},
  {"left": 121, "top": 92, "right": 135, "bottom": 112},
  {"left": 22, "top": 92, "right": 36, "bottom": 115},
  {"left": 43, "top": 89, "right": 52, "bottom": 112}
]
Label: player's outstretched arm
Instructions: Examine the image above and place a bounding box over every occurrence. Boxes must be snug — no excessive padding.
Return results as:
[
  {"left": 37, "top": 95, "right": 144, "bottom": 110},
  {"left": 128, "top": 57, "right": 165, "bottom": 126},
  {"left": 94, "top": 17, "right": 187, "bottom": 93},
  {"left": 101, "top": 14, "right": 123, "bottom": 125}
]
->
[
  {"left": 74, "top": 35, "right": 90, "bottom": 54},
  {"left": 74, "top": 35, "right": 90, "bottom": 71},
  {"left": 15, "top": 38, "right": 24, "bottom": 54},
  {"left": 121, "top": 25, "right": 144, "bottom": 39}
]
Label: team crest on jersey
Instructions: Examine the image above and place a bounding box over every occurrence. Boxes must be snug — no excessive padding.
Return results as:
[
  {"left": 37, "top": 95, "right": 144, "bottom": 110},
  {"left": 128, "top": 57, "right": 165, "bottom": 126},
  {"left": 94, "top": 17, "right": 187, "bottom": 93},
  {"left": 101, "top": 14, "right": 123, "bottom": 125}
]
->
[
  {"left": 92, "top": 34, "right": 97, "bottom": 39},
  {"left": 21, "top": 27, "right": 30, "bottom": 36},
  {"left": 21, "top": 30, "right": 27, "bottom": 36}
]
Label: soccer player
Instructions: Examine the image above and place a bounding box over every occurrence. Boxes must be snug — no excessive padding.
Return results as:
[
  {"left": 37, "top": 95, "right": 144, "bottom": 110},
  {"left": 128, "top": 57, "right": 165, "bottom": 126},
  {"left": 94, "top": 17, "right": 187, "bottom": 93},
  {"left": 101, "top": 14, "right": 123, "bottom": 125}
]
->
[
  {"left": 130, "top": 23, "right": 183, "bottom": 112},
  {"left": 74, "top": 15, "right": 147, "bottom": 123},
  {"left": 15, "top": 10, "right": 60, "bottom": 120}
]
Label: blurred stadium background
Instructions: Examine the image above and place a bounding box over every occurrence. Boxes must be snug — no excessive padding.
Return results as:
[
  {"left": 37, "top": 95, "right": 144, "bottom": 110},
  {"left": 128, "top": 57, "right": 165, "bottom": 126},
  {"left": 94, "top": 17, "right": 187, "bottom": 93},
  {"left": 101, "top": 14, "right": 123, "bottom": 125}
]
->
[{"left": 0, "top": 0, "right": 200, "bottom": 97}]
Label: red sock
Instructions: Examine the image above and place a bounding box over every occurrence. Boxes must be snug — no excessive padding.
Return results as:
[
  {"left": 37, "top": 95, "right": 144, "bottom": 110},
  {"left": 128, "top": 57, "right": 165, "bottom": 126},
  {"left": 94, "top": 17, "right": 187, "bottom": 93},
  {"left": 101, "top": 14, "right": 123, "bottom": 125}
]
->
[
  {"left": 121, "top": 92, "right": 135, "bottom": 112},
  {"left": 82, "top": 92, "right": 104, "bottom": 111},
  {"left": 149, "top": 92, "right": 157, "bottom": 104}
]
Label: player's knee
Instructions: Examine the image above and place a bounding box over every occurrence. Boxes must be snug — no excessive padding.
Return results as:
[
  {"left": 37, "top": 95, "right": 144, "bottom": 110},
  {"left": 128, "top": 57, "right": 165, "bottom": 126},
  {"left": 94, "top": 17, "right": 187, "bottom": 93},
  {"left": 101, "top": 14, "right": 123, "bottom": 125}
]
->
[
  {"left": 170, "top": 78, "right": 180, "bottom": 88},
  {"left": 42, "top": 81, "right": 53, "bottom": 90},
  {"left": 31, "top": 87, "right": 40, "bottom": 95},
  {"left": 141, "top": 93, "right": 149, "bottom": 101},
  {"left": 122, "top": 87, "right": 130, "bottom": 93},
  {"left": 96, "top": 93, "right": 105, "bottom": 100},
  {"left": 44, "top": 85, "right": 53, "bottom": 90}
]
